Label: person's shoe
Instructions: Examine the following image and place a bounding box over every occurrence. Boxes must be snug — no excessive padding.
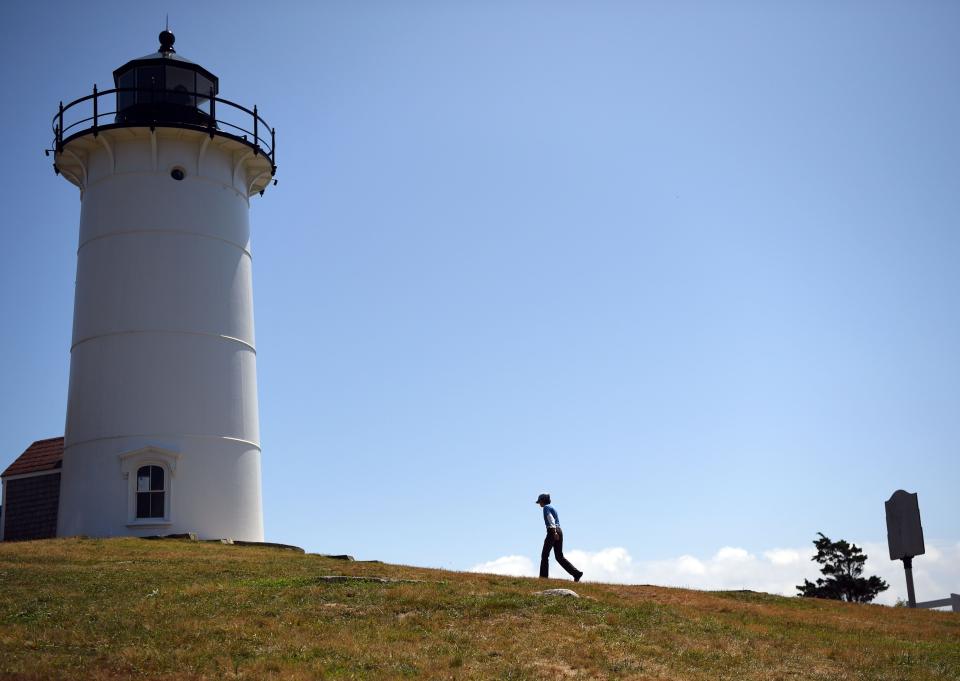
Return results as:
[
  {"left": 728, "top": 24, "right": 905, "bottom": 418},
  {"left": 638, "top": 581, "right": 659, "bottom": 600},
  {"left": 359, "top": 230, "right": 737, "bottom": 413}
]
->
[{"left": 574, "top": 571, "right": 583, "bottom": 583}]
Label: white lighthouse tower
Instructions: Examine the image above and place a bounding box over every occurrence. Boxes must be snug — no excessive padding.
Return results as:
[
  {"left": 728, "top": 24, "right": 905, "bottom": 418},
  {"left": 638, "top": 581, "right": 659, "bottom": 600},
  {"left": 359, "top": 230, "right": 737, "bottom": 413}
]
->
[{"left": 51, "top": 30, "right": 275, "bottom": 541}]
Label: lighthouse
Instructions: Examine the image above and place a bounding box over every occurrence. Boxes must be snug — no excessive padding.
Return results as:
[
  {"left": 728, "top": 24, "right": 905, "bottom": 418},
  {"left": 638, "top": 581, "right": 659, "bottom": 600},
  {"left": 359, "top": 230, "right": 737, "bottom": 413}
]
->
[{"left": 50, "top": 30, "right": 275, "bottom": 541}]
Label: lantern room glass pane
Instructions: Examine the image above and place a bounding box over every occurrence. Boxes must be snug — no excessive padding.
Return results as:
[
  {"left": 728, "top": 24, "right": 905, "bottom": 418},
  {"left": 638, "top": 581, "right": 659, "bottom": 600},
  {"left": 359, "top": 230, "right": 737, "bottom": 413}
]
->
[
  {"left": 117, "top": 70, "right": 135, "bottom": 110},
  {"left": 165, "top": 66, "right": 195, "bottom": 107},
  {"left": 196, "top": 74, "right": 213, "bottom": 114},
  {"left": 136, "top": 66, "right": 162, "bottom": 103}
]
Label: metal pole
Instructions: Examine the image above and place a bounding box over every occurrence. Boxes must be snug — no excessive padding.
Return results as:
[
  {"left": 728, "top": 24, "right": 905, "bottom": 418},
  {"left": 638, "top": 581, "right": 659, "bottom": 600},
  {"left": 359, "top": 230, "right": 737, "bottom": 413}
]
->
[
  {"left": 58, "top": 101, "right": 64, "bottom": 152},
  {"left": 253, "top": 105, "right": 259, "bottom": 155},
  {"left": 150, "top": 78, "right": 156, "bottom": 132},
  {"left": 208, "top": 88, "right": 215, "bottom": 138},
  {"left": 92, "top": 84, "right": 98, "bottom": 137},
  {"left": 903, "top": 556, "right": 917, "bottom": 607},
  {"left": 271, "top": 127, "right": 276, "bottom": 174}
]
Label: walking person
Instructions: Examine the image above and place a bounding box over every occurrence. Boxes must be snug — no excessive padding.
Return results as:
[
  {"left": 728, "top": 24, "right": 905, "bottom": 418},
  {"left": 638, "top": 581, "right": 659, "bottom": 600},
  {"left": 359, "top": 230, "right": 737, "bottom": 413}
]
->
[{"left": 536, "top": 493, "right": 583, "bottom": 582}]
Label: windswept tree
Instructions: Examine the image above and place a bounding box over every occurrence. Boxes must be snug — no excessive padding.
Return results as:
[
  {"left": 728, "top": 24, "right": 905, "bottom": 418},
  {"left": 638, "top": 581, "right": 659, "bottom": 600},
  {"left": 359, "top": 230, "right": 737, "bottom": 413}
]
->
[{"left": 796, "top": 533, "right": 889, "bottom": 603}]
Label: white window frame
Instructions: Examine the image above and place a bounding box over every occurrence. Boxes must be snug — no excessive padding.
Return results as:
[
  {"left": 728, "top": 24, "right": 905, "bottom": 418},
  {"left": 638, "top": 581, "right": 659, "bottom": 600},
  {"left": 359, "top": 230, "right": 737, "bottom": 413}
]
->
[{"left": 119, "top": 447, "right": 180, "bottom": 527}]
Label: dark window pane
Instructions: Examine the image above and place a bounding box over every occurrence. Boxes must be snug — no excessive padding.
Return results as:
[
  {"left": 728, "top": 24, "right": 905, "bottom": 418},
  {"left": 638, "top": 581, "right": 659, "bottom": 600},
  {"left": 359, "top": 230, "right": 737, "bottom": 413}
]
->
[
  {"left": 137, "top": 492, "right": 150, "bottom": 518},
  {"left": 196, "top": 75, "right": 213, "bottom": 114},
  {"left": 166, "top": 67, "right": 195, "bottom": 106},
  {"left": 118, "top": 70, "right": 135, "bottom": 110},
  {"left": 137, "top": 467, "right": 151, "bottom": 492},
  {"left": 136, "top": 66, "right": 162, "bottom": 103},
  {"left": 151, "top": 466, "right": 164, "bottom": 491},
  {"left": 150, "top": 492, "right": 165, "bottom": 518}
]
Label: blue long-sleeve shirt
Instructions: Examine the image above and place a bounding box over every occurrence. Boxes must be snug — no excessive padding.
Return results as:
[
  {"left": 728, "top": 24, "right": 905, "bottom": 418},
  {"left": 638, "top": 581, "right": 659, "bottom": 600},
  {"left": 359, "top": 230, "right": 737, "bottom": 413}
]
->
[{"left": 542, "top": 505, "right": 560, "bottom": 529}]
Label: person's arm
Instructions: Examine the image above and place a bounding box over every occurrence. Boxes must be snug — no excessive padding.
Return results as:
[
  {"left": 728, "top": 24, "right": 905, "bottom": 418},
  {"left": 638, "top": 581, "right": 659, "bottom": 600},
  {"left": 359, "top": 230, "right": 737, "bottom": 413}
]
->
[{"left": 544, "top": 507, "right": 560, "bottom": 538}]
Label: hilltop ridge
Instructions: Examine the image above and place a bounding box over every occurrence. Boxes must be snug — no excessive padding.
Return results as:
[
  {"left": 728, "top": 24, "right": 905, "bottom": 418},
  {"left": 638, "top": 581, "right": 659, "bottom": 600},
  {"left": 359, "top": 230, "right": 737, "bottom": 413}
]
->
[{"left": 1, "top": 538, "right": 957, "bottom": 680}]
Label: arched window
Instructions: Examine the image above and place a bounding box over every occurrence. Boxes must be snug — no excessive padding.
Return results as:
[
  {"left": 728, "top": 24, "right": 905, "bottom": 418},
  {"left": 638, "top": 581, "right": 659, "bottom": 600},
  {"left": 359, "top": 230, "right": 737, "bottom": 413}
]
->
[
  {"left": 120, "top": 448, "right": 178, "bottom": 526},
  {"left": 136, "top": 465, "right": 166, "bottom": 519}
]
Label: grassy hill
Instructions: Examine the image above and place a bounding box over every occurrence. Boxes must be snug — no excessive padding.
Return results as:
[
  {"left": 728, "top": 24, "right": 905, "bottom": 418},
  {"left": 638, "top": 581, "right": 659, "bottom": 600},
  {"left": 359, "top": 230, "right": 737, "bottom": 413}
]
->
[{"left": 0, "top": 538, "right": 957, "bottom": 680}]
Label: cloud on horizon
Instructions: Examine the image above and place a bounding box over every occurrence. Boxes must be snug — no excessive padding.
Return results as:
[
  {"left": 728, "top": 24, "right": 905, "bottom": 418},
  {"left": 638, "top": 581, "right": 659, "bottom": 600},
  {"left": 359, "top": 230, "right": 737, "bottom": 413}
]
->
[{"left": 470, "top": 541, "right": 960, "bottom": 607}]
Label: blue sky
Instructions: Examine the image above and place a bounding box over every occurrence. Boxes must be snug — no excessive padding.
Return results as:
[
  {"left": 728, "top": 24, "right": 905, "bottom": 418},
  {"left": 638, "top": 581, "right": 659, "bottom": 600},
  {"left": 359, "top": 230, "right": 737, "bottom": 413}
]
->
[{"left": 1, "top": 2, "right": 958, "bottom": 602}]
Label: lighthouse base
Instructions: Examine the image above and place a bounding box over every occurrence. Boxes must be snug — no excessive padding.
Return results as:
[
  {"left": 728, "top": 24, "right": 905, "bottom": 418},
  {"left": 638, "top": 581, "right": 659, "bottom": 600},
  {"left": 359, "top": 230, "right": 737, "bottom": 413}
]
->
[{"left": 57, "top": 436, "right": 263, "bottom": 542}]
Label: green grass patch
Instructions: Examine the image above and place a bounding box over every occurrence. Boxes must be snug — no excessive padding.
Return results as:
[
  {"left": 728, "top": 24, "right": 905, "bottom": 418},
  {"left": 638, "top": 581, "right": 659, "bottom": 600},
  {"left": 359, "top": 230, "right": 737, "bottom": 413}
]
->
[{"left": 0, "top": 538, "right": 957, "bottom": 680}]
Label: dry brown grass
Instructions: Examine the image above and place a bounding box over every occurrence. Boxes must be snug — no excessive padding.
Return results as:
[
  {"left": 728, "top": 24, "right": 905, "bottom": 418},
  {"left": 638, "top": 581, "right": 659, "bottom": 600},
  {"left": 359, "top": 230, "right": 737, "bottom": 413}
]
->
[{"left": 0, "top": 538, "right": 957, "bottom": 680}]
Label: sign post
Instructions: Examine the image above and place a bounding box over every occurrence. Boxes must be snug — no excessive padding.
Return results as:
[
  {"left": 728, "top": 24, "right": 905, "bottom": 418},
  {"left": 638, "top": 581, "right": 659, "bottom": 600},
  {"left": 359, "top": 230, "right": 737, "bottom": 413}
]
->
[
  {"left": 885, "top": 490, "right": 925, "bottom": 608},
  {"left": 901, "top": 556, "right": 917, "bottom": 608}
]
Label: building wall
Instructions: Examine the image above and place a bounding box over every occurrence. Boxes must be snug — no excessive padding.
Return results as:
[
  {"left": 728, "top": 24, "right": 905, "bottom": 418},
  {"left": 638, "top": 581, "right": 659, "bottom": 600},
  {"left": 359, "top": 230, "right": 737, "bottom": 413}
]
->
[{"left": 3, "top": 473, "right": 60, "bottom": 541}]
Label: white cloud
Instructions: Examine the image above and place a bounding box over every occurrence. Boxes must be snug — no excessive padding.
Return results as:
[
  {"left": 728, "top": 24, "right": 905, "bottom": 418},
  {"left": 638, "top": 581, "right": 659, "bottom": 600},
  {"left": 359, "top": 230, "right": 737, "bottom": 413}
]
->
[
  {"left": 675, "top": 555, "right": 706, "bottom": 576},
  {"left": 567, "top": 547, "right": 634, "bottom": 583},
  {"left": 470, "top": 541, "right": 960, "bottom": 607},
  {"left": 469, "top": 554, "right": 535, "bottom": 577},
  {"left": 764, "top": 548, "right": 803, "bottom": 566},
  {"left": 714, "top": 547, "right": 752, "bottom": 562}
]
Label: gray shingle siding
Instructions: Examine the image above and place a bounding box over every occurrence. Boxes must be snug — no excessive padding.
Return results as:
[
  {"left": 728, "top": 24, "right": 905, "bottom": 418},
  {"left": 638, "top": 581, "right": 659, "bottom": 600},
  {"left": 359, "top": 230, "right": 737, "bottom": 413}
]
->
[{"left": 3, "top": 473, "right": 60, "bottom": 541}]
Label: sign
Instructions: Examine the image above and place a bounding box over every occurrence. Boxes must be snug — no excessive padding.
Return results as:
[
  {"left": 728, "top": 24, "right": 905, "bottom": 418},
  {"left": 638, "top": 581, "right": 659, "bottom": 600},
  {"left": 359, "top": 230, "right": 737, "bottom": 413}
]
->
[{"left": 885, "top": 490, "right": 925, "bottom": 561}]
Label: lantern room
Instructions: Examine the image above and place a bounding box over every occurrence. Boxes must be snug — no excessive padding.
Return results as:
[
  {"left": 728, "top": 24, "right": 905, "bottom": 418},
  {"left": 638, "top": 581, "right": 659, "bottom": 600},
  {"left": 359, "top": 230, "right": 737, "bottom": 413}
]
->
[{"left": 112, "top": 30, "right": 219, "bottom": 126}]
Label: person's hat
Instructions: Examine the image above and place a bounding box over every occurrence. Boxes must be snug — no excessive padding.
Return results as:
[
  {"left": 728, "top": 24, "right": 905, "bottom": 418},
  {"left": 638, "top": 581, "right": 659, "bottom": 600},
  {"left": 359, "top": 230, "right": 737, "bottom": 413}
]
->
[{"left": 535, "top": 493, "right": 551, "bottom": 504}]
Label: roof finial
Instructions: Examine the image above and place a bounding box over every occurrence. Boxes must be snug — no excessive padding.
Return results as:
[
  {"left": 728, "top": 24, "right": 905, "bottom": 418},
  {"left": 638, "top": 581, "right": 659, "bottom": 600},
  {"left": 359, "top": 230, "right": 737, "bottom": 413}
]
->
[{"left": 159, "top": 20, "right": 176, "bottom": 55}]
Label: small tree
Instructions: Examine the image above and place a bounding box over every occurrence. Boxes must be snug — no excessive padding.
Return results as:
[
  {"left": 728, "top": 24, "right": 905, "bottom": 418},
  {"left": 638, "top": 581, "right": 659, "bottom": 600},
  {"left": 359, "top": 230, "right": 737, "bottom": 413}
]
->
[{"left": 796, "top": 532, "right": 888, "bottom": 603}]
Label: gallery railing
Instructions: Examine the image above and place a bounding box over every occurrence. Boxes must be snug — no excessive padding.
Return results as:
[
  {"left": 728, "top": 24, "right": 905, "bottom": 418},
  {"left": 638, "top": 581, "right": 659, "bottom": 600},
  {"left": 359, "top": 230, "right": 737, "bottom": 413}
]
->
[{"left": 52, "top": 86, "right": 276, "bottom": 175}]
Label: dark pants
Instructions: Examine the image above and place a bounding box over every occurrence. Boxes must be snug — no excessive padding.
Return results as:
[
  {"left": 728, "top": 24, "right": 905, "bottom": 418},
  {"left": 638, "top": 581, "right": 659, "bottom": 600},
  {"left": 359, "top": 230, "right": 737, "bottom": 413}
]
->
[{"left": 540, "top": 528, "right": 580, "bottom": 578}]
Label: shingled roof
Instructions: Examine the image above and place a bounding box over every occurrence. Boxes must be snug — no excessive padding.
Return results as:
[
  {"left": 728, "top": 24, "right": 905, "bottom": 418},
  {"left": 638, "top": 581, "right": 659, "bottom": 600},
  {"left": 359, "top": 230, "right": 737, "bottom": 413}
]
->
[{"left": 2, "top": 437, "right": 64, "bottom": 477}]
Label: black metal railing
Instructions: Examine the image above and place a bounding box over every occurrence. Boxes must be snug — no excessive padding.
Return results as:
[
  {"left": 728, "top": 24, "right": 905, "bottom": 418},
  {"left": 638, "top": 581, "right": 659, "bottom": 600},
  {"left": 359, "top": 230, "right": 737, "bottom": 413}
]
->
[{"left": 52, "top": 86, "right": 276, "bottom": 174}]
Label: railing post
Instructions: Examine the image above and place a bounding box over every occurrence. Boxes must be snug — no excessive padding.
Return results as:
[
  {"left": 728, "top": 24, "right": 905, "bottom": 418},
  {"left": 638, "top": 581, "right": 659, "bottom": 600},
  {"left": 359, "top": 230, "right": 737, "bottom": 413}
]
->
[
  {"left": 271, "top": 127, "right": 276, "bottom": 174},
  {"left": 208, "top": 88, "right": 215, "bottom": 138},
  {"left": 92, "top": 84, "right": 98, "bottom": 137},
  {"left": 57, "top": 101, "right": 64, "bottom": 152},
  {"left": 253, "top": 105, "right": 259, "bottom": 156}
]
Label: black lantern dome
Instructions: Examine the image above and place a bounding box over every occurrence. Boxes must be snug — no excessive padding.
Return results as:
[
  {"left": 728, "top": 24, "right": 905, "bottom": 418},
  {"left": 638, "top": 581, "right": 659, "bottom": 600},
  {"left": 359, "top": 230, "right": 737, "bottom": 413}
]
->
[{"left": 112, "top": 30, "right": 219, "bottom": 126}]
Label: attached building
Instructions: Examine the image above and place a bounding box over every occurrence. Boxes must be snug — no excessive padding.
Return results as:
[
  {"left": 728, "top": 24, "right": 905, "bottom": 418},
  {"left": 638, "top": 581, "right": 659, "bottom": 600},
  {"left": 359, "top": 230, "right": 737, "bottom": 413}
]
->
[{"left": 1, "top": 438, "right": 64, "bottom": 542}]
